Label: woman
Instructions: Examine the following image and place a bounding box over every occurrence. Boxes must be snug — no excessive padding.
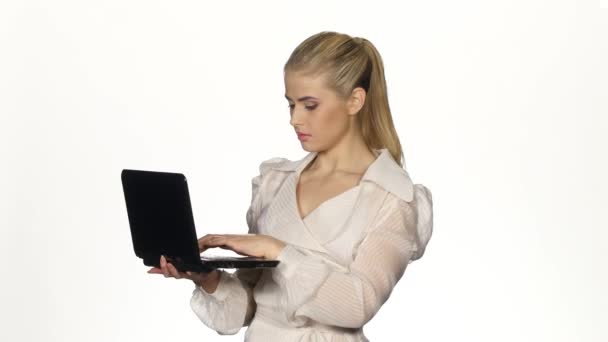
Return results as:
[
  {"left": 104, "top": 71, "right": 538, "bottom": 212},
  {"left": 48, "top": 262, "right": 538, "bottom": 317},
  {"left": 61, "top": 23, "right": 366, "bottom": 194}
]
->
[{"left": 148, "top": 31, "right": 433, "bottom": 341}]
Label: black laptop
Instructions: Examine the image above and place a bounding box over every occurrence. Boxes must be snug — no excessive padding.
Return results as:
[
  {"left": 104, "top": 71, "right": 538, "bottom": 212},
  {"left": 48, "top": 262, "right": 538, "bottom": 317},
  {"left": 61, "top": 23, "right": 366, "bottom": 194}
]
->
[{"left": 121, "top": 169, "right": 279, "bottom": 273}]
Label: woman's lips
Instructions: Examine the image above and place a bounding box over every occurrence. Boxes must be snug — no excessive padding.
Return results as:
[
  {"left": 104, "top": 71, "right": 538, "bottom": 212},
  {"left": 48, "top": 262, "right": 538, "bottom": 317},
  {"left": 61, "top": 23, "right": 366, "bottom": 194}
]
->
[{"left": 297, "top": 133, "right": 311, "bottom": 141}]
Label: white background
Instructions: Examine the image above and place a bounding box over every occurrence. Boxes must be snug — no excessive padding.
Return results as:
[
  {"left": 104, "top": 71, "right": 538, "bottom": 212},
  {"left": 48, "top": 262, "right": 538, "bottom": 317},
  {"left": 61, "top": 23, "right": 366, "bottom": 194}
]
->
[{"left": 1, "top": 1, "right": 607, "bottom": 341}]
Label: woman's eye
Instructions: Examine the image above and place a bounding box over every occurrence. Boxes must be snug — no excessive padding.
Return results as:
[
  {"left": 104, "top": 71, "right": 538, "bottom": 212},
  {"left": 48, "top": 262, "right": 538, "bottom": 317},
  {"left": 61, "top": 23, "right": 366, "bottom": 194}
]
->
[{"left": 287, "top": 104, "right": 317, "bottom": 111}]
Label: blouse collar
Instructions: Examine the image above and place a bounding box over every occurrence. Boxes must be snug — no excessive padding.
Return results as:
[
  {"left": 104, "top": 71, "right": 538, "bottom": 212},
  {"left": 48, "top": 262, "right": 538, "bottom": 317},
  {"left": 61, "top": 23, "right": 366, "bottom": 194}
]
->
[{"left": 269, "top": 148, "right": 414, "bottom": 202}]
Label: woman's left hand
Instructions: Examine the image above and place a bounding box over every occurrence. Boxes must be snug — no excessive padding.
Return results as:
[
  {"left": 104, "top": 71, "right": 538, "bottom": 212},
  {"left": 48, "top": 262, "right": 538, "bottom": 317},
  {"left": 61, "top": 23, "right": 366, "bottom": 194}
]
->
[{"left": 198, "top": 234, "right": 287, "bottom": 260}]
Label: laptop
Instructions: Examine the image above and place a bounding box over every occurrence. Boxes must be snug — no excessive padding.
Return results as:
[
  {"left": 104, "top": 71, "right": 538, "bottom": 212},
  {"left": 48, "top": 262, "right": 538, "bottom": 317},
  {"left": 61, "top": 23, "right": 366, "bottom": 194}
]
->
[{"left": 121, "top": 169, "right": 279, "bottom": 273}]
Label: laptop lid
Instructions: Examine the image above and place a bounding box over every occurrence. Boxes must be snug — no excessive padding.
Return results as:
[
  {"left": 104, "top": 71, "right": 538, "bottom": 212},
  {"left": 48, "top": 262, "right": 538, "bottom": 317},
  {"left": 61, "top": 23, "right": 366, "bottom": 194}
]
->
[{"left": 121, "top": 169, "right": 200, "bottom": 267}]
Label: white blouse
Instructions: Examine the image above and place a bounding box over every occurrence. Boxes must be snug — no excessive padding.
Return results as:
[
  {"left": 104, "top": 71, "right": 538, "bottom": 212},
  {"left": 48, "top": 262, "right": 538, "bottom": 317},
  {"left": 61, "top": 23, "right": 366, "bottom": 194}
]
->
[{"left": 190, "top": 148, "right": 433, "bottom": 341}]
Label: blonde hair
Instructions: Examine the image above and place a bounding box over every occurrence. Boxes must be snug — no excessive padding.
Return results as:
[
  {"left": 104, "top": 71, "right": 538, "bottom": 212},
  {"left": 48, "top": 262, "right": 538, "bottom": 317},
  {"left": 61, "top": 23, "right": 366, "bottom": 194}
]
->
[{"left": 284, "top": 31, "right": 405, "bottom": 168}]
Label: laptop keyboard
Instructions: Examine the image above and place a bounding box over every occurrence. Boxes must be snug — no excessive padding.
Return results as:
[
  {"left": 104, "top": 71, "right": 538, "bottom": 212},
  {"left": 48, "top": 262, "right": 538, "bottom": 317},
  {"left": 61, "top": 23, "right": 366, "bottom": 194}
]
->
[{"left": 200, "top": 255, "right": 264, "bottom": 261}]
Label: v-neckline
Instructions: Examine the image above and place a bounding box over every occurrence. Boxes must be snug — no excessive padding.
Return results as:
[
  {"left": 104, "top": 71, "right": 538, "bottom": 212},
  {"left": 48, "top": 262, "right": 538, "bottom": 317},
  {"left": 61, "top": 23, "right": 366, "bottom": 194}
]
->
[
  {"left": 294, "top": 153, "right": 365, "bottom": 222},
  {"left": 298, "top": 183, "right": 361, "bottom": 221}
]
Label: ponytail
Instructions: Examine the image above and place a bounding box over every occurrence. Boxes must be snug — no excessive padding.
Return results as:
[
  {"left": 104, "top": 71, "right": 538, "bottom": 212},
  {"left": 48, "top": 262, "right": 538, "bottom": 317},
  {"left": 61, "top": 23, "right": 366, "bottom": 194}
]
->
[{"left": 356, "top": 38, "right": 405, "bottom": 168}]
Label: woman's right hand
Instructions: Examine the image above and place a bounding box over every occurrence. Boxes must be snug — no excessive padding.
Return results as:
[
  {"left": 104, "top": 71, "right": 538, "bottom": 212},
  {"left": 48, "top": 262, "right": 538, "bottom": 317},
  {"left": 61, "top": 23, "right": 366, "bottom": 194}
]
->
[{"left": 147, "top": 255, "right": 221, "bottom": 293}]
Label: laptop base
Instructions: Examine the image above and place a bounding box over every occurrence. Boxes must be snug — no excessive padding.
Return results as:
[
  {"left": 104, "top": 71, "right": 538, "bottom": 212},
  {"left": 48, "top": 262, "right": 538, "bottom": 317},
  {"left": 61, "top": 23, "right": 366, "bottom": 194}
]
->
[{"left": 144, "top": 255, "right": 279, "bottom": 273}]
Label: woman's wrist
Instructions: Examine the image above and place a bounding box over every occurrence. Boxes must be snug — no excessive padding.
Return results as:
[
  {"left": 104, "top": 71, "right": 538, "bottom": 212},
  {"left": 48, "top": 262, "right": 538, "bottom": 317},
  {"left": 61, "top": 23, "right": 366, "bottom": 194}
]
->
[
  {"left": 268, "top": 240, "right": 287, "bottom": 260},
  {"left": 193, "top": 269, "right": 221, "bottom": 293}
]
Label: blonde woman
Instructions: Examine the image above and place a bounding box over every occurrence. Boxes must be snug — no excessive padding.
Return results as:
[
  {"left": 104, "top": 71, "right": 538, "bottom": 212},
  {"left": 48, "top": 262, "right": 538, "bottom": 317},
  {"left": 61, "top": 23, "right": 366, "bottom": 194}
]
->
[{"left": 148, "top": 31, "right": 434, "bottom": 341}]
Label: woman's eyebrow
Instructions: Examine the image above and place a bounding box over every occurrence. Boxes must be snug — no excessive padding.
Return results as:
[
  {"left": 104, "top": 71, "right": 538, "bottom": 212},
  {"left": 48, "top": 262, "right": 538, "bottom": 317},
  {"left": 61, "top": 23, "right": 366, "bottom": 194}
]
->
[{"left": 284, "top": 94, "right": 319, "bottom": 102}]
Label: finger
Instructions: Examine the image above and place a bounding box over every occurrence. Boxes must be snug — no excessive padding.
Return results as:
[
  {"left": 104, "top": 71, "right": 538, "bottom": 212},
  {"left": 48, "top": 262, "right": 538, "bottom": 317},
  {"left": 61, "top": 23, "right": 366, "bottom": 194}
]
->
[
  {"left": 148, "top": 267, "right": 163, "bottom": 274},
  {"left": 198, "top": 234, "right": 224, "bottom": 245},
  {"left": 160, "top": 255, "right": 170, "bottom": 277},
  {"left": 208, "top": 236, "right": 235, "bottom": 249},
  {"left": 198, "top": 234, "right": 217, "bottom": 244},
  {"left": 167, "top": 262, "right": 181, "bottom": 279},
  {"left": 199, "top": 235, "right": 226, "bottom": 252},
  {"left": 197, "top": 234, "right": 215, "bottom": 251}
]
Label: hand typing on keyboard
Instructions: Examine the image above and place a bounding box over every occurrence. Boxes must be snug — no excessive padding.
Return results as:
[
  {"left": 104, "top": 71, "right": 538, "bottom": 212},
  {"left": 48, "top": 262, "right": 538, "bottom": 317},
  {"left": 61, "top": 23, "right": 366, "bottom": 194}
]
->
[{"left": 197, "top": 233, "right": 287, "bottom": 260}]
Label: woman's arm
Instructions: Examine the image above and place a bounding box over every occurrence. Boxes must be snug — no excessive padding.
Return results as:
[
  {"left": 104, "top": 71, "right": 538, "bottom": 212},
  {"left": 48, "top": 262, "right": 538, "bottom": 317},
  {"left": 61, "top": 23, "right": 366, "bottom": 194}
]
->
[
  {"left": 189, "top": 168, "right": 268, "bottom": 335},
  {"left": 272, "top": 191, "right": 430, "bottom": 328},
  {"left": 190, "top": 267, "right": 263, "bottom": 335},
  {"left": 191, "top": 269, "right": 221, "bottom": 293}
]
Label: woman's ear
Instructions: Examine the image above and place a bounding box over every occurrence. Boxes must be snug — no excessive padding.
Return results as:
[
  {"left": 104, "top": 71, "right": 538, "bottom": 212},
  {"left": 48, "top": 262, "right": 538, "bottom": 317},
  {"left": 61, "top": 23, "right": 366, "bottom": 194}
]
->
[{"left": 347, "top": 87, "right": 366, "bottom": 115}]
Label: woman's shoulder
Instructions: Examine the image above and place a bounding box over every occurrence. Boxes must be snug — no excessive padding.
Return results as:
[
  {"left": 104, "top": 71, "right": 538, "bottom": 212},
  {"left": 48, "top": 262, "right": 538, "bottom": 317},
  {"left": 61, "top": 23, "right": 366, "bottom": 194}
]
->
[
  {"left": 250, "top": 155, "right": 299, "bottom": 192},
  {"left": 257, "top": 156, "right": 293, "bottom": 175},
  {"left": 255, "top": 152, "right": 312, "bottom": 178}
]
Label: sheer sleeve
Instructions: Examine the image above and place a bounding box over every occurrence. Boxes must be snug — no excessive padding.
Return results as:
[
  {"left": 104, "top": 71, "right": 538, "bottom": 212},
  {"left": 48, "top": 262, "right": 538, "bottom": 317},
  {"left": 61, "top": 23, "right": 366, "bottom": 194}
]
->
[
  {"left": 189, "top": 161, "right": 271, "bottom": 335},
  {"left": 190, "top": 267, "right": 262, "bottom": 335},
  {"left": 271, "top": 185, "right": 434, "bottom": 328}
]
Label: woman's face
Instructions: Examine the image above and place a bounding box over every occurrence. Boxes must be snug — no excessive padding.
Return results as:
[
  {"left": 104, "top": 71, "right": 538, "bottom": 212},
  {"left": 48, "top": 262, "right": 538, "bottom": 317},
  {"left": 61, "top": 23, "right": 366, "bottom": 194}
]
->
[{"left": 284, "top": 70, "right": 354, "bottom": 151}]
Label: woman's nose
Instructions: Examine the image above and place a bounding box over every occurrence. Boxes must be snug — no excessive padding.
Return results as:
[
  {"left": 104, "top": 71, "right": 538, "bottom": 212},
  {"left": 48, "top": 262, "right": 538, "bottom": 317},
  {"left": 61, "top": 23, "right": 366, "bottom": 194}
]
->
[{"left": 289, "top": 107, "right": 305, "bottom": 126}]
